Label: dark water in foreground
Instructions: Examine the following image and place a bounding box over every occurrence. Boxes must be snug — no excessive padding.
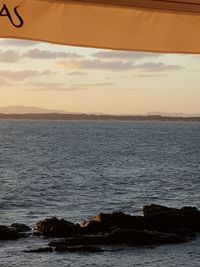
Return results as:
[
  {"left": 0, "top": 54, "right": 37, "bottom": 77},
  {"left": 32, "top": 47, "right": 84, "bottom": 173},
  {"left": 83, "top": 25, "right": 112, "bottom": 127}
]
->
[{"left": 0, "top": 121, "right": 200, "bottom": 266}]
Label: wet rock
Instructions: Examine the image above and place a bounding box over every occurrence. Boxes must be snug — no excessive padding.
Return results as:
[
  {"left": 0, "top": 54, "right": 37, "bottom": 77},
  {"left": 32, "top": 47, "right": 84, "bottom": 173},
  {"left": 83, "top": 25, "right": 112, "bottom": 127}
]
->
[
  {"left": 32, "top": 231, "right": 41, "bottom": 237},
  {"left": 93, "top": 211, "right": 145, "bottom": 229},
  {"left": 34, "top": 217, "right": 81, "bottom": 237},
  {"left": 55, "top": 245, "right": 104, "bottom": 253},
  {"left": 106, "top": 229, "right": 186, "bottom": 245},
  {"left": 49, "top": 228, "right": 186, "bottom": 248},
  {"left": 80, "top": 220, "right": 106, "bottom": 234},
  {"left": 10, "top": 223, "right": 31, "bottom": 233},
  {"left": 23, "top": 247, "right": 53, "bottom": 253},
  {"left": 143, "top": 204, "right": 200, "bottom": 232},
  {"left": 23, "top": 245, "right": 103, "bottom": 253},
  {"left": 0, "top": 225, "right": 19, "bottom": 240},
  {"left": 180, "top": 206, "right": 200, "bottom": 231},
  {"left": 81, "top": 211, "right": 146, "bottom": 234},
  {"left": 173, "top": 227, "right": 195, "bottom": 239},
  {"left": 33, "top": 205, "right": 199, "bottom": 246},
  {"left": 143, "top": 204, "right": 178, "bottom": 217},
  {"left": 49, "top": 234, "right": 108, "bottom": 247}
]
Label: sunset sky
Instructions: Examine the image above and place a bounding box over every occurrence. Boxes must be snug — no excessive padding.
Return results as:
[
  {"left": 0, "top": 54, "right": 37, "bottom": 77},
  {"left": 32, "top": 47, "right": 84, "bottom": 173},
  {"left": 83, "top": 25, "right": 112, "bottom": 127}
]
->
[{"left": 0, "top": 38, "right": 200, "bottom": 115}]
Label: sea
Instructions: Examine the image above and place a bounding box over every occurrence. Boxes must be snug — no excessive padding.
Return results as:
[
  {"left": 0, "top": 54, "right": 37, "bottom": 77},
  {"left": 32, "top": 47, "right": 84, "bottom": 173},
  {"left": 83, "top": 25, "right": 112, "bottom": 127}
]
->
[{"left": 0, "top": 120, "right": 200, "bottom": 267}]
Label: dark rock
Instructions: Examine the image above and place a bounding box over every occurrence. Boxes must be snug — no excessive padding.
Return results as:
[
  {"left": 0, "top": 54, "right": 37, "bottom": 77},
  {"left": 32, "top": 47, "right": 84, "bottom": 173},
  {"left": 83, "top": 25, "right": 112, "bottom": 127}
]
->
[
  {"left": 180, "top": 206, "right": 200, "bottom": 231},
  {"left": 49, "top": 228, "right": 186, "bottom": 247},
  {"left": 32, "top": 231, "right": 41, "bottom": 237},
  {"left": 143, "top": 204, "right": 200, "bottom": 232},
  {"left": 28, "top": 204, "right": 200, "bottom": 250},
  {"left": 81, "top": 212, "right": 146, "bottom": 234},
  {"left": 143, "top": 204, "right": 178, "bottom": 217},
  {"left": 180, "top": 206, "right": 199, "bottom": 213},
  {"left": 80, "top": 220, "right": 107, "bottom": 234},
  {"left": 106, "top": 229, "right": 186, "bottom": 245},
  {"left": 23, "top": 247, "right": 53, "bottom": 253},
  {"left": 93, "top": 211, "right": 145, "bottom": 229},
  {"left": 10, "top": 223, "right": 31, "bottom": 233},
  {"left": 174, "top": 227, "right": 195, "bottom": 239},
  {"left": 55, "top": 245, "right": 104, "bottom": 253},
  {"left": 49, "top": 234, "right": 108, "bottom": 247},
  {"left": 0, "top": 225, "right": 19, "bottom": 240},
  {"left": 23, "top": 245, "right": 103, "bottom": 254},
  {"left": 34, "top": 217, "right": 81, "bottom": 237}
]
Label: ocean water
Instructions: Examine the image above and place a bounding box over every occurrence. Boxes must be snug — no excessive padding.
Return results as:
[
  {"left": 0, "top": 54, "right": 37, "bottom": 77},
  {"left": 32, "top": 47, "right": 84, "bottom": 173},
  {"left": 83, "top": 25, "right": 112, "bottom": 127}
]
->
[{"left": 0, "top": 120, "right": 200, "bottom": 267}]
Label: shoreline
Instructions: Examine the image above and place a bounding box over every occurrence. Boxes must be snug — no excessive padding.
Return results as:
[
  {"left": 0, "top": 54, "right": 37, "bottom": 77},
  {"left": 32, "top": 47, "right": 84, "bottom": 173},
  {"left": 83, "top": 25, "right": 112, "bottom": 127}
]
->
[{"left": 0, "top": 113, "right": 200, "bottom": 122}]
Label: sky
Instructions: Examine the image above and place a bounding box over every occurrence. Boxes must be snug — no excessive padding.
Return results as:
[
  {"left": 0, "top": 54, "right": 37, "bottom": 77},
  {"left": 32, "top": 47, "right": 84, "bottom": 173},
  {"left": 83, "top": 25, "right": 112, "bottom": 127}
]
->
[{"left": 0, "top": 38, "right": 200, "bottom": 115}]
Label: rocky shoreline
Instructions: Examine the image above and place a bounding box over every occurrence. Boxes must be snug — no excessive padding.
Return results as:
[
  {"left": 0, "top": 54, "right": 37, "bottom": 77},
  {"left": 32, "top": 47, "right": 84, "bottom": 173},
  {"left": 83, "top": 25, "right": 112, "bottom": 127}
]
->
[{"left": 1, "top": 204, "right": 200, "bottom": 254}]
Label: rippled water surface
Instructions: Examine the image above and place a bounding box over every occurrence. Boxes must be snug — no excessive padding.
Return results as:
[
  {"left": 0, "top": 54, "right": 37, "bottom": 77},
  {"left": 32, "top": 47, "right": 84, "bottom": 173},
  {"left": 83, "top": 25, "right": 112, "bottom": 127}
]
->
[{"left": 0, "top": 120, "right": 200, "bottom": 266}]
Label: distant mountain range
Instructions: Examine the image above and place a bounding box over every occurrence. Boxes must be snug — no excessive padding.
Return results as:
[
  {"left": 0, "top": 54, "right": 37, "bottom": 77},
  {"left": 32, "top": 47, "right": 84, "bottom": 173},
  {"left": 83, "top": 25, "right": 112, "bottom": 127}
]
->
[
  {"left": 0, "top": 106, "right": 200, "bottom": 118},
  {"left": 145, "top": 111, "right": 200, "bottom": 118},
  {"left": 0, "top": 106, "right": 67, "bottom": 114}
]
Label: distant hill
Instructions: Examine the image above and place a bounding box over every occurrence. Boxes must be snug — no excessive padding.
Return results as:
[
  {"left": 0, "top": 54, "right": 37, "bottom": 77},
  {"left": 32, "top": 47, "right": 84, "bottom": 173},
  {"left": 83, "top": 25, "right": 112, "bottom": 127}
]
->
[
  {"left": 146, "top": 111, "right": 200, "bottom": 117},
  {"left": 0, "top": 106, "right": 67, "bottom": 114},
  {"left": 0, "top": 106, "right": 200, "bottom": 119},
  {"left": 0, "top": 113, "right": 200, "bottom": 122}
]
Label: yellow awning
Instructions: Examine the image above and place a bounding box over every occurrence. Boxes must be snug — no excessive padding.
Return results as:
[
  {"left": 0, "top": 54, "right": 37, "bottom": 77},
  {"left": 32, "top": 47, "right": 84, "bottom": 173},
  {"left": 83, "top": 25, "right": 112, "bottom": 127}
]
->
[{"left": 1, "top": 0, "right": 200, "bottom": 53}]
